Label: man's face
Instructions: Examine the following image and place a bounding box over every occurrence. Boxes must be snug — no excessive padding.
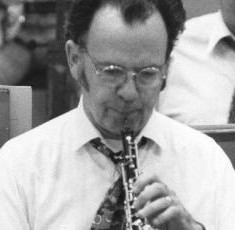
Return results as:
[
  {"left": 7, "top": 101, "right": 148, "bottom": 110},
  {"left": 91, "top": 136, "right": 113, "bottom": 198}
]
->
[{"left": 80, "top": 5, "right": 167, "bottom": 139}]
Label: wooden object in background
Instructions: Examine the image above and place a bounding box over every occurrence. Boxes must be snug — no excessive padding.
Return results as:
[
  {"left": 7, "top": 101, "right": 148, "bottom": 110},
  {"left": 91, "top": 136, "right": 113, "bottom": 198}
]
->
[
  {"left": 0, "top": 85, "right": 32, "bottom": 146},
  {"left": 195, "top": 124, "right": 235, "bottom": 168},
  {"left": 0, "top": 89, "right": 10, "bottom": 147}
]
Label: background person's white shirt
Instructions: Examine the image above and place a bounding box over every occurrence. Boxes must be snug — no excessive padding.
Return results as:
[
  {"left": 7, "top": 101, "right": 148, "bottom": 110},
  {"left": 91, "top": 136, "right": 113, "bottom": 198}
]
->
[{"left": 159, "top": 11, "right": 235, "bottom": 125}]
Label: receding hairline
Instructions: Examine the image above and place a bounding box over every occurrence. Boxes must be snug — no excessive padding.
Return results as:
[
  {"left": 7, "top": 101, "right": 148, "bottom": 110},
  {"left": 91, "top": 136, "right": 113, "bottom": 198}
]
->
[{"left": 80, "top": 3, "right": 165, "bottom": 47}]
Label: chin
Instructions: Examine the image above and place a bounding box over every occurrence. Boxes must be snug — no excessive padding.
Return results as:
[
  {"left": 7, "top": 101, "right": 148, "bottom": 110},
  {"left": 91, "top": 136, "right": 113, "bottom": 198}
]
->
[
  {"left": 101, "top": 113, "right": 144, "bottom": 138},
  {"left": 111, "top": 121, "right": 142, "bottom": 137}
]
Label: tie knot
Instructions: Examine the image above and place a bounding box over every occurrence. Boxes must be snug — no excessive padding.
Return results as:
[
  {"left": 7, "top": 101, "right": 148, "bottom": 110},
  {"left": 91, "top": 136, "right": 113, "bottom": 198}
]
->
[{"left": 90, "top": 137, "right": 147, "bottom": 164}]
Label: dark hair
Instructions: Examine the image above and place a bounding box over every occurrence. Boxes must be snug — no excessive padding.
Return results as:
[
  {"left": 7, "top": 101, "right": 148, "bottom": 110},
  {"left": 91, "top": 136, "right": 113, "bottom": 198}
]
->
[
  {"left": 0, "top": 1, "right": 6, "bottom": 10},
  {"left": 65, "top": 0, "right": 186, "bottom": 60}
]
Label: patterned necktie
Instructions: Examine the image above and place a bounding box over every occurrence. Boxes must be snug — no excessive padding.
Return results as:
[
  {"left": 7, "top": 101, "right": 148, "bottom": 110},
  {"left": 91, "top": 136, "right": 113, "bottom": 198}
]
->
[
  {"left": 90, "top": 137, "right": 147, "bottom": 230},
  {"left": 90, "top": 177, "right": 125, "bottom": 230}
]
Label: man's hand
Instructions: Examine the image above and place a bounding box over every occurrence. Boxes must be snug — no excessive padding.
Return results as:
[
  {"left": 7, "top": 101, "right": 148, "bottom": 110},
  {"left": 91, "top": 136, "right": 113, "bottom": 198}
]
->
[{"left": 133, "top": 173, "right": 204, "bottom": 230}]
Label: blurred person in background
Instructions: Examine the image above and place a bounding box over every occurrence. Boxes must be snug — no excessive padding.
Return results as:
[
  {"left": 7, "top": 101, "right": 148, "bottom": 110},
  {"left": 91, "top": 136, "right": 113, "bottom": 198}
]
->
[
  {"left": 159, "top": 0, "right": 235, "bottom": 125},
  {"left": 0, "top": 1, "right": 31, "bottom": 85}
]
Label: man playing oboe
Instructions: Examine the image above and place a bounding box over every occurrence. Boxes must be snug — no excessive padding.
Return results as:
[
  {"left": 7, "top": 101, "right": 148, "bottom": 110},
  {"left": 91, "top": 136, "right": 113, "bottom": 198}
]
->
[{"left": 0, "top": 0, "right": 235, "bottom": 229}]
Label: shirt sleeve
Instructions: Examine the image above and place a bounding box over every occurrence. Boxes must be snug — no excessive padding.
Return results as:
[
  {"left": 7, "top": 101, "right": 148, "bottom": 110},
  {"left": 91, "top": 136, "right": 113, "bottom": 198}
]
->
[{"left": 0, "top": 143, "right": 30, "bottom": 230}]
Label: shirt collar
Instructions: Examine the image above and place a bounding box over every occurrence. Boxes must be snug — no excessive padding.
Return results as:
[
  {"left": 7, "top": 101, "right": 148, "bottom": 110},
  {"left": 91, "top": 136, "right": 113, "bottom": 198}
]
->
[
  {"left": 139, "top": 110, "right": 166, "bottom": 150},
  {"left": 72, "top": 97, "right": 102, "bottom": 151},
  {"left": 73, "top": 100, "right": 166, "bottom": 152},
  {"left": 207, "top": 11, "right": 235, "bottom": 54}
]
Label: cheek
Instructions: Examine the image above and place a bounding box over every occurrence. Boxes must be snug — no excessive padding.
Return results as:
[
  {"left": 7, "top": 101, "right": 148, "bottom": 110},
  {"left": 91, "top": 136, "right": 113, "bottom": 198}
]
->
[
  {"left": 89, "top": 83, "right": 114, "bottom": 115},
  {"left": 141, "top": 87, "right": 160, "bottom": 109}
]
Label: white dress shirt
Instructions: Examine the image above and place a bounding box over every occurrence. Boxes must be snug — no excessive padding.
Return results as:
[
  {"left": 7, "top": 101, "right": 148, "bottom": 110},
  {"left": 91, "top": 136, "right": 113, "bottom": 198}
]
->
[
  {"left": 159, "top": 11, "right": 235, "bottom": 125},
  {"left": 0, "top": 100, "right": 235, "bottom": 230}
]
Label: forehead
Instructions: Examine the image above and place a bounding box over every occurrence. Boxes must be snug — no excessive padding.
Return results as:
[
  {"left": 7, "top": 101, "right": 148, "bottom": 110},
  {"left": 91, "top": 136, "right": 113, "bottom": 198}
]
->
[{"left": 86, "top": 5, "right": 168, "bottom": 65}]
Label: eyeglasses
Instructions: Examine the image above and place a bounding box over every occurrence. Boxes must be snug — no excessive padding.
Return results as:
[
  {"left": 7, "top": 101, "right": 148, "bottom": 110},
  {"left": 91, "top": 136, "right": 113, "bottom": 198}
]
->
[{"left": 85, "top": 49, "right": 166, "bottom": 88}]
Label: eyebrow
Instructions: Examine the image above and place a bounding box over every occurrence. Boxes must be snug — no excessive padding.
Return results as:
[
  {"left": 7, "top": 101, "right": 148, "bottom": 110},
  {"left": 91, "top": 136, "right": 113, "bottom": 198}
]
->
[
  {"left": 95, "top": 60, "right": 164, "bottom": 71},
  {"left": 86, "top": 48, "right": 164, "bottom": 70}
]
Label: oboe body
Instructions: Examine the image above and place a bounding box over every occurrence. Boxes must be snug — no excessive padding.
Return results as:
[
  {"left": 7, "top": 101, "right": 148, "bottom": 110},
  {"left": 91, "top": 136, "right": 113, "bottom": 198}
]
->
[{"left": 120, "top": 128, "right": 150, "bottom": 230}]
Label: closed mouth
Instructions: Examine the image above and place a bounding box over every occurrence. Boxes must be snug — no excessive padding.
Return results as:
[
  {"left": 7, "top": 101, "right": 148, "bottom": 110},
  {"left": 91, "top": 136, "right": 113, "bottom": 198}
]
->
[{"left": 109, "top": 107, "right": 140, "bottom": 116}]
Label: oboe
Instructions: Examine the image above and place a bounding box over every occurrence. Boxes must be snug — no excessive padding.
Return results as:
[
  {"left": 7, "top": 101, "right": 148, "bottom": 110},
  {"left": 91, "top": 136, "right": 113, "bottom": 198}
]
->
[{"left": 120, "top": 127, "right": 151, "bottom": 230}]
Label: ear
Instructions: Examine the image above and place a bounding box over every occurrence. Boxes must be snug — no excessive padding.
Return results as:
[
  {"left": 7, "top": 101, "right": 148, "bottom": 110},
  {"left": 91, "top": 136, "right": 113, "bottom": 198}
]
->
[
  {"left": 160, "top": 76, "right": 166, "bottom": 91},
  {"left": 160, "top": 59, "right": 170, "bottom": 91},
  {"left": 65, "top": 40, "right": 84, "bottom": 81}
]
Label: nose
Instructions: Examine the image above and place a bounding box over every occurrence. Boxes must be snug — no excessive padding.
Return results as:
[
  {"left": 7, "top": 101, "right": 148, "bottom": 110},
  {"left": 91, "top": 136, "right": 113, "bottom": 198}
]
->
[{"left": 117, "top": 72, "right": 139, "bottom": 102}]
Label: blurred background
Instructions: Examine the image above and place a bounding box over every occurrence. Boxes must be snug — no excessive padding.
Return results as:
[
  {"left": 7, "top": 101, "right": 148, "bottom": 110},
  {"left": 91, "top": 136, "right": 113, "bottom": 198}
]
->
[{"left": 0, "top": 0, "right": 220, "bottom": 128}]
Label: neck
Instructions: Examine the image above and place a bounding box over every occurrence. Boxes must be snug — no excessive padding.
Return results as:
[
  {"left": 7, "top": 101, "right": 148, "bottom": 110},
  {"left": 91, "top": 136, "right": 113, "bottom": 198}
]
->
[
  {"left": 83, "top": 105, "right": 122, "bottom": 140},
  {"left": 83, "top": 99, "right": 141, "bottom": 140}
]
